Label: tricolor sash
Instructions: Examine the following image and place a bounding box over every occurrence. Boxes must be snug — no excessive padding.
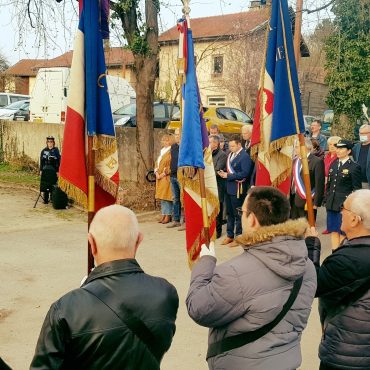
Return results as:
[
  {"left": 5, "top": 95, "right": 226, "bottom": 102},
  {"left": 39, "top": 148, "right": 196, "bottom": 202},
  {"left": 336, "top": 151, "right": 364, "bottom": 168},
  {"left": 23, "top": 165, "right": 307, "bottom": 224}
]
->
[
  {"left": 293, "top": 158, "right": 315, "bottom": 200},
  {"left": 227, "top": 152, "right": 246, "bottom": 199}
]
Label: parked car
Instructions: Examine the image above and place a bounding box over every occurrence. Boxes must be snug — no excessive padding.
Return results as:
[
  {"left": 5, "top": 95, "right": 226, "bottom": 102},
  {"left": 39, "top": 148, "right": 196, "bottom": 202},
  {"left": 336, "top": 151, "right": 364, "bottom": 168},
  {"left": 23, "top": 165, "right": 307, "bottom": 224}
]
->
[
  {"left": 167, "top": 106, "right": 253, "bottom": 133},
  {"left": 114, "top": 101, "right": 180, "bottom": 129},
  {"left": 0, "top": 93, "right": 30, "bottom": 108},
  {"left": 322, "top": 109, "right": 333, "bottom": 137},
  {"left": 0, "top": 100, "right": 30, "bottom": 121}
]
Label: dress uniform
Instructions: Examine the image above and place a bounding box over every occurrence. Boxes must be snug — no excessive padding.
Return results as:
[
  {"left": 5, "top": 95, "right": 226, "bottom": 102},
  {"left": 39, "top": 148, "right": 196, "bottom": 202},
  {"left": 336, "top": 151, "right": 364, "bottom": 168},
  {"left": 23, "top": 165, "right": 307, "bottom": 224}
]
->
[{"left": 325, "top": 140, "right": 362, "bottom": 233}]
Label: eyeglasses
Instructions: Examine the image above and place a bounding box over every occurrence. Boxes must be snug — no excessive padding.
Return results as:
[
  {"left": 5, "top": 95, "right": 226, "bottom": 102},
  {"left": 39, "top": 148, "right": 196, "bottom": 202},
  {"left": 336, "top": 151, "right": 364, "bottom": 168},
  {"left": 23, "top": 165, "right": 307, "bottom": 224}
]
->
[
  {"left": 236, "top": 207, "right": 248, "bottom": 217},
  {"left": 340, "top": 204, "right": 362, "bottom": 221}
]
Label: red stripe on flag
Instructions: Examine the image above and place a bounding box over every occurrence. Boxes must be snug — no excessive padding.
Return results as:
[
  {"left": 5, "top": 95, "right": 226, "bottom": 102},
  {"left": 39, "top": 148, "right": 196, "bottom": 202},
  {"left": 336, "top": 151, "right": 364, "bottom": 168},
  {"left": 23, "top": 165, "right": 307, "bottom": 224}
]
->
[
  {"left": 184, "top": 190, "right": 216, "bottom": 264},
  {"left": 59, "top": 106, "right": 87, "bottom": 194}
]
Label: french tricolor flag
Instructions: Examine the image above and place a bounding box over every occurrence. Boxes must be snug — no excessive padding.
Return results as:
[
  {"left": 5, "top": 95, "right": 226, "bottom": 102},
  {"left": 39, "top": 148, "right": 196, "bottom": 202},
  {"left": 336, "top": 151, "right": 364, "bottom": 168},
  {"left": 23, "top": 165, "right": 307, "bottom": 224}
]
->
[
  {"left": 250, "top": 0, "right": 305, "bottom": 194},
  {"left": 59, "top": 0, "right": 119, "bottom": 210},
  {"left": 178, "top": 21, "right": 219, "bottom": 267}
]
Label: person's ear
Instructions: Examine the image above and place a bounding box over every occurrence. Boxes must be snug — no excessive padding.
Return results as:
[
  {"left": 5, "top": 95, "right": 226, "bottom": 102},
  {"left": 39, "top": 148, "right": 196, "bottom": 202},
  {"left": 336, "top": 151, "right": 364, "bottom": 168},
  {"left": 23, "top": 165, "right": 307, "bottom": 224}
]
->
[
  {"left": 135, "top": 232, "right": 144, "bottom": 253},
  {"left": 88, "top": 233, "right": 97, "bottom": 257},
  {"left": 248, "top": 212, "right": 260, "bottom": 229}
]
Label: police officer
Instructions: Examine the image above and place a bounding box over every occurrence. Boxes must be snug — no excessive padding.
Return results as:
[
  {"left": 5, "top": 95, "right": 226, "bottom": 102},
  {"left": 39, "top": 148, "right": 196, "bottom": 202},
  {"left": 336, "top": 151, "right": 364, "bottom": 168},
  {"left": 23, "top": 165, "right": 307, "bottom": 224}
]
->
[
  {"left": 40, "top": 136, "right": 61, "bottom": 204},
  {"left": 325, "top": 139, "right": 362, "bottom": 250}
]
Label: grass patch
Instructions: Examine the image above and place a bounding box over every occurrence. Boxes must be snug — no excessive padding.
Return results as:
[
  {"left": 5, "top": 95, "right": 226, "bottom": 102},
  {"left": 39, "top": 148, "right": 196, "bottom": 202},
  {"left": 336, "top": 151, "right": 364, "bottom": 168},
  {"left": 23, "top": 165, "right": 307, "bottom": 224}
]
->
[{"left": 0, "top": 162, "right": 39, "bottom": 187}]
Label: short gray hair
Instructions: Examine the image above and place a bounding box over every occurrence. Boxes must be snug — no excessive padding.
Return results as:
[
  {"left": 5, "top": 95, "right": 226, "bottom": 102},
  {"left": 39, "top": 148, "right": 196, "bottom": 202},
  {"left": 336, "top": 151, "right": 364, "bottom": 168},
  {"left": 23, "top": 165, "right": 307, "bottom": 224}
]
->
[
  {"left": 305, "top": 137, "right": 313, "bottom": 150},
  {"left": 350, "top": 189, "right": 370, "bottom": 230},
  {"left": 327, "top": 136, "right": 341, "bottom": 145},
  {"left": 359, "top": 124, "right": 370, "bottom": 132},
  {"left": 209, "top": 134, "right": 220, "bottom": 144},
  {"left": 90, "top": 205, "right": 139, "bottom": 252}
]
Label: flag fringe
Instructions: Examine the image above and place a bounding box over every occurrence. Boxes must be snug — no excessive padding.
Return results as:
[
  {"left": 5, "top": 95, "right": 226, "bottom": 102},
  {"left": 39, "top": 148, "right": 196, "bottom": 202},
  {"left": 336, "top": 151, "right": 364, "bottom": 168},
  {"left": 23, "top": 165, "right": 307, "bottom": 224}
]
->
[
  {"left": 179, "top": 166, "right": 197, "bottom": 179},
  {"left": 58, "top": 176, "right": 87, "bottom": 208},
  {"left": 93, "top": 134, "right": 118, "bottom": 163},
  {"left": 95, "top": 171, "right": 118, "bottom": 198},
  {"left": 187, "top": 208, "right": 218, "bottom": 269},
  {"left": 268, "top": 135, "right": 295, "bottom": 153}
]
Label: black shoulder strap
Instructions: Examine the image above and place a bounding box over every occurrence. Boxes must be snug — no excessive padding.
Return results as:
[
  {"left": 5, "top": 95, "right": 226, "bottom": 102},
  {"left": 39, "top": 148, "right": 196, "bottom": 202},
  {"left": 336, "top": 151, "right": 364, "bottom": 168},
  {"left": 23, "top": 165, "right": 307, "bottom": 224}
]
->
[
  {"left": 83, "top": 285, "right": 163, "bottom": 364},
  {"left": 324, "top": 276, "right": 370, "bottom": 327},
  {"left": 206, "top": 276, "right": 303, "bottom": 360}
]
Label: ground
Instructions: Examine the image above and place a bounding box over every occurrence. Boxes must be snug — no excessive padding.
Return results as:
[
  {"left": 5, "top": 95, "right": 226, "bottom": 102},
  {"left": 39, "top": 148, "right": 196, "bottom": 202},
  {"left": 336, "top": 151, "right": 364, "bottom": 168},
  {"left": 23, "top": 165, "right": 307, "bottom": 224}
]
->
[{"left": 0, "top": 185, "right": 331, "bottom": 370}]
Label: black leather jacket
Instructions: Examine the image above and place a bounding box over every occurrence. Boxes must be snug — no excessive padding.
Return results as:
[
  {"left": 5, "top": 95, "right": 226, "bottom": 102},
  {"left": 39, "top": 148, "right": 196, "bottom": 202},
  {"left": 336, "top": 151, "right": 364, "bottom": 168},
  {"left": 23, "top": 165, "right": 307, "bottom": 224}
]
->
[{"left": 30, "top": 259, "right": 179, "bottom": 370}]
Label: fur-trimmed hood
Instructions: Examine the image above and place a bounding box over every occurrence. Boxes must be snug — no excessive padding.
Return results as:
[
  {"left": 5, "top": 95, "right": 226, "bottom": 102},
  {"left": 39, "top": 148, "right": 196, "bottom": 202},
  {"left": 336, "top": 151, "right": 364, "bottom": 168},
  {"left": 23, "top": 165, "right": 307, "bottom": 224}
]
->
[{"left": 236, "top": 218, "right": 309, "bottom": 280}]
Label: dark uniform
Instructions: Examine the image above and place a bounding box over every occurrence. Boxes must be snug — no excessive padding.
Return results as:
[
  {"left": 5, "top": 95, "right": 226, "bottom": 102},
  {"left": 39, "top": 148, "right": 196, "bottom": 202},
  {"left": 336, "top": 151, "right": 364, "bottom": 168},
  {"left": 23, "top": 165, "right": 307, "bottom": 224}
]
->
[
  {"left": 40, "top": 146, "right": 61, "bottom": 173},
  {"left": 39, "top": 137, "right": 61, "bottom": 204},
  {"left": 325, "top": 156, "right": 362, "bottom": 232}
]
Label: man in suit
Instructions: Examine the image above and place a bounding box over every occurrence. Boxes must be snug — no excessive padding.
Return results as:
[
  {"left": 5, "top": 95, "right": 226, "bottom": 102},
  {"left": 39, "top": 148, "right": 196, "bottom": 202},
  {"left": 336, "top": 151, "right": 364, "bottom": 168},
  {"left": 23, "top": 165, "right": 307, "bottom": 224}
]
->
[
  {"left": 352, "top": 124, "right": 370, "bottom": 189},
  {"left": 291, "top": 137, "right": 325, "bottom": 220},
  {"left": 209, "top": 135, "right": 227, "bottom": 239},
  {"left": 241, "top": 124, "right": 253, "bottom": 155},
  {"left": 218, "top": 135, "right": 253, "bottom": 247}
]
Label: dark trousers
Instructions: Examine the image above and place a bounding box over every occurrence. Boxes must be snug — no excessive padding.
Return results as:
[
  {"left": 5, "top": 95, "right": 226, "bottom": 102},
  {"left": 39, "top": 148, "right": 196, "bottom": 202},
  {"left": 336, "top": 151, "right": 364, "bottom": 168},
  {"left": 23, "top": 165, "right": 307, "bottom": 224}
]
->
[
  {"left": 170, "top": 176, "right": 181, "bottom": 222},
  {"left": 225, "top": 192, "right": 245, "bottom": 238},
  {"left": 290, "top": 195, "right": 317, "bottom": 221},
  {"left": 216, "top": 202, "right": 223, "bottom": 236}
]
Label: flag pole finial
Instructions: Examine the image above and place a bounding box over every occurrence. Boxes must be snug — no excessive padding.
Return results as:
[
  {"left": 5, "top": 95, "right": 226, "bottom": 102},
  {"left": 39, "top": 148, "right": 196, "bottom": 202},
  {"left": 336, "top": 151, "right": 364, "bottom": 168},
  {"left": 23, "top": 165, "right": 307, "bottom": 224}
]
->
[{"left": 181, "top": 0, "right": 191, "bottom": 26}]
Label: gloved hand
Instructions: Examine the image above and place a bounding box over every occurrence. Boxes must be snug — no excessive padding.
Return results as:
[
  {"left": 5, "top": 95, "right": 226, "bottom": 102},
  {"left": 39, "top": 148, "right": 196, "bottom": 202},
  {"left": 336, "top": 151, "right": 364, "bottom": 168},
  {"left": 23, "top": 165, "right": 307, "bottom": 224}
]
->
[{"left": 200, "top": 242, "right": 216, "bottom": 258}]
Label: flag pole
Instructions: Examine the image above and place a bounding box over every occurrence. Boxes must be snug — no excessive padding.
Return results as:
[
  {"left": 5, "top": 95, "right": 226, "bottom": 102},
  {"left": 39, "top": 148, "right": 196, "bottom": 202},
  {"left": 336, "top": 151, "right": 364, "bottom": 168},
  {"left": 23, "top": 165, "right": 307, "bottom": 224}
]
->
[
  {"left": 87, "top": 136, "right": 95, "bottom": 273},
  {"left": 181, "top": 0, "right": 211, "bottom": 246},
  {"left": 293, "top": 0, "right": 315, "bottom": 226}
]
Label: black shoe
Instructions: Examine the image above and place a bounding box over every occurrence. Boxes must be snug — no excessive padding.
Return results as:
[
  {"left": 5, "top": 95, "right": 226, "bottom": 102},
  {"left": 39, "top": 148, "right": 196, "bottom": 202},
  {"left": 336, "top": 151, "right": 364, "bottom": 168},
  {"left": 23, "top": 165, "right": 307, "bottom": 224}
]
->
[
  {"left": 43, "top": 199, "right": 49, "bottom": 204},
  {"left": 216, "top": 232, "right": 222, "bottom": 239}
]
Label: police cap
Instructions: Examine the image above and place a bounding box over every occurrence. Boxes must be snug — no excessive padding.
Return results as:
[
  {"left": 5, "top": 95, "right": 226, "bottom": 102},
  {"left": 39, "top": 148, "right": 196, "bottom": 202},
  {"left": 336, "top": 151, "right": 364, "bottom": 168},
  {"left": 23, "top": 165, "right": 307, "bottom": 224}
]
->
[
  {"left": 46, "top": 136, "right": 55, "bottom": 141},
  {"left": 334, "top": 139, "right": 353, "bottom": 150}
]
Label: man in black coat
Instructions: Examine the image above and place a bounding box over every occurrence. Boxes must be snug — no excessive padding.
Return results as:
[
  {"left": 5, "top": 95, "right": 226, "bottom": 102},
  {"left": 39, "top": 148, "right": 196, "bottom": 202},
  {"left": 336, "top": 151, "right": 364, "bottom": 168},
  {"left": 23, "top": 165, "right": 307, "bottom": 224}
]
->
[
  {"left": 209, "top": 135, "right": 227, "bottom": 238},
  {"left": 217, "top": 135, "right": 253, "bottom": 247},
  {"left": 31, "top": 205, "right": 179, "bottom": 370},
  {"left": 291, "top": 138, "right": 325, "bottom": 220},
  {"left": 315, "top": 189, "right": 370, "bottom": 370}
]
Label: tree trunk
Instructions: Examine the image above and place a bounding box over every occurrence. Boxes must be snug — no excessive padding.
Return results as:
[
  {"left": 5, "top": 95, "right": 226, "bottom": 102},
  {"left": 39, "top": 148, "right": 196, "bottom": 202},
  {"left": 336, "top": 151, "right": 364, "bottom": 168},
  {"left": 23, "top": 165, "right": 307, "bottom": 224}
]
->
[
  {"left": 135, "top": 56, "right": 156, "bottom": 184},
  {"left": 332, "top": 113, "right": 355, "bottom": 140}
]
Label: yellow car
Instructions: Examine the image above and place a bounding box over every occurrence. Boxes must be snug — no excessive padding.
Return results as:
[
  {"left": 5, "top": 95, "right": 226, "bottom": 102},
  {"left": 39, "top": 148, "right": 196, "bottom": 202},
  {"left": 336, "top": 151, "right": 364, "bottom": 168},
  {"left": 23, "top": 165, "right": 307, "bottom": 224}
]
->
[{"left": 167, "top": 106, "right": 253, "bottom": 133}]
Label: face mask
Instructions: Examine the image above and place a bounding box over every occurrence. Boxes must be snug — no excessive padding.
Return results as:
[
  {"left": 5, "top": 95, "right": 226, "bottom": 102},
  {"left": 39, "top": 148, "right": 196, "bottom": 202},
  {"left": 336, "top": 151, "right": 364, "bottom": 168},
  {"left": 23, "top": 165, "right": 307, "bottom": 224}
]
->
[{"left": 360, "top": 135, "right": 368, "bottom": 142}]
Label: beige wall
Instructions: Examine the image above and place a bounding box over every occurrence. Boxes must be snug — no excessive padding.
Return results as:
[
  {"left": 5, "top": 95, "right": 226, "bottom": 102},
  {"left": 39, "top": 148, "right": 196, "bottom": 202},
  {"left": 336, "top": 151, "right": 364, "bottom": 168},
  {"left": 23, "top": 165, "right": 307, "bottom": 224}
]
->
[
  {"left": 158, "top": 39, "right": 251, "bottom": 108},
  {"left": 0, "top": 120, "right": 165, "bottom": 182},
  {"left": 29, "top": 77, "right": 36, "bottom": 95}
]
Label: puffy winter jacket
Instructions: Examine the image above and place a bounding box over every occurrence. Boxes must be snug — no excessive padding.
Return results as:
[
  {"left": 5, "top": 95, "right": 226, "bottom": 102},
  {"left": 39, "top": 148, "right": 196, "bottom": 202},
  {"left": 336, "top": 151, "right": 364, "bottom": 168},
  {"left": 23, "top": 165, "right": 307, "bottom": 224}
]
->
[
  {"left": 30, "top": 259, "right": 179, "bottom": 370},
  {"left": 186, "top": 218, "right": 317, "bottom": 370},
  {"left": 317, "top": 236, "right": 370, "bottom": 369}
]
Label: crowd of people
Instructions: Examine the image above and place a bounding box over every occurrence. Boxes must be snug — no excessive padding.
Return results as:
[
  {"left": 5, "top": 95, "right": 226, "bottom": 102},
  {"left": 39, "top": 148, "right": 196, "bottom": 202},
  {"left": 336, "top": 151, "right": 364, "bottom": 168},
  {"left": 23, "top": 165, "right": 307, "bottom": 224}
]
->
[
  {"left": 28, "top": 186, "right": 370, "bottom": 369},
  {"left": 24, "top": 120, "right": 370, "bottom": 370}
]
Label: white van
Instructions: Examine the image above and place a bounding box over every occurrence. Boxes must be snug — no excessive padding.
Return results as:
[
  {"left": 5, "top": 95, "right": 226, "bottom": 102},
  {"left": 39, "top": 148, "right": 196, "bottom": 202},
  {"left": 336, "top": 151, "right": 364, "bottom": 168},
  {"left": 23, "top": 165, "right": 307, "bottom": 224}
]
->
[
  {"left": 30, "top": 67, "right": 136, "bottom": 124},
  {"left": 0, "top": 93, "right": 30, "bottom": 108}
]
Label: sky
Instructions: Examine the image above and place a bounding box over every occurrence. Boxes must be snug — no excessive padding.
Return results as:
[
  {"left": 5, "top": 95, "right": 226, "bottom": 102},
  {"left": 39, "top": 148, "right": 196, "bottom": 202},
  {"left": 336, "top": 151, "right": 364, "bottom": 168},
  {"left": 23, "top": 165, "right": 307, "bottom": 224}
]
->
[{"left": 0, "top": 0, "right": 334, "bottom": 65}]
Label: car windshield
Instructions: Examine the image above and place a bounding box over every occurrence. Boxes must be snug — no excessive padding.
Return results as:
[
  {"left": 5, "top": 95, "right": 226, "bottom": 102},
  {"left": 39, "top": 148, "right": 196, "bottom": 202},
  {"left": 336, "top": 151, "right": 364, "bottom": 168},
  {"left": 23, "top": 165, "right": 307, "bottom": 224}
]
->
[
  {"left": 0, "top": 95, "right": 8, "bottom": 107},
  {"left": 3, "top": 100, "right": 28, "bottom": 110},
  {"left": 114, "top": 103, "right": 136, "bottom": 116}
]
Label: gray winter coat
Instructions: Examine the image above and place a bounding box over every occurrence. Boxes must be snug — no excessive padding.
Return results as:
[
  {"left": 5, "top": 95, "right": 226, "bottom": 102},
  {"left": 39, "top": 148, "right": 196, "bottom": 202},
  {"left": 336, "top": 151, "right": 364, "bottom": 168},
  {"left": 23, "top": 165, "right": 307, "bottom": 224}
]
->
[{"left": 186, "top": 218, "right": 317, "bottom": 370}]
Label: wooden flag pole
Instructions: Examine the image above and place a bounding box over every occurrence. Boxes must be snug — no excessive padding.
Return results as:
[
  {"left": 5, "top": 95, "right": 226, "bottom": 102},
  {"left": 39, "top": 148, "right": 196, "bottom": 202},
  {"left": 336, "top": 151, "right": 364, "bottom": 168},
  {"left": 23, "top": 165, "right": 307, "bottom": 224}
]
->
[
  {"left": 293, "top": 0, "right": 315, "bottom": 227},
  {"left": 181, "top": 0, "right": 211, "bottom": 246},
  {"left": 87, "top": 135, "right": 95, "bottom": 273}
]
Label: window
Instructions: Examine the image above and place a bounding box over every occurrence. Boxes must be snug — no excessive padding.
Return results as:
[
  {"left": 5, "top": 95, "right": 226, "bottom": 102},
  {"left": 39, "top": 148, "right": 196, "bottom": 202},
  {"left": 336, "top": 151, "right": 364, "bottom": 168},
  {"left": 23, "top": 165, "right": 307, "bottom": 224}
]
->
[
  {"left": 231, "top": 108, "right": 253, "bottom": 123},
  {"left": 217, "top": 108, "right": 237, "bottom": 121},
  {"left": 207, "top": 96, "right": 226, "bottom": 107},
  {"left": 154, "top": 104, "right": 166, "bottom": 119},
  {"left": 213, "top": 56, "right": 223, "bottom": 75}
]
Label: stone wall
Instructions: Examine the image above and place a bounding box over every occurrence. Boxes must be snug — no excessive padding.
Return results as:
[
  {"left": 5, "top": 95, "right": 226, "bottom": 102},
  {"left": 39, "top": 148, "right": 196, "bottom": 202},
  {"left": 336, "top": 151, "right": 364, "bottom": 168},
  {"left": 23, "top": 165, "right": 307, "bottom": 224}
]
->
[{"left": 0, "top": 120, "right": 165, "bottom": 182}]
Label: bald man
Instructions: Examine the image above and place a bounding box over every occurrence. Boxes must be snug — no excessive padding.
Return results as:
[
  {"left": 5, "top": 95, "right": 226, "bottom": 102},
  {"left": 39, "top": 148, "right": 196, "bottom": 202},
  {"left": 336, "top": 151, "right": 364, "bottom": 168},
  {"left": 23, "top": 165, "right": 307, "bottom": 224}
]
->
[{"left": 31, "top": 205, "right": 179, "bottom": 370}]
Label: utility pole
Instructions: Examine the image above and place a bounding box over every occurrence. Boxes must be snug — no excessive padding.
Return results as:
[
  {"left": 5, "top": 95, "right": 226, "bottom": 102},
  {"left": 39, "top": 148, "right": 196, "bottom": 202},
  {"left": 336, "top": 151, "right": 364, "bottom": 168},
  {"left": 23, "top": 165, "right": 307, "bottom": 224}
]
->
[
  {"left": 293, "top": 0, "right": 303, "bottom": 69},
  {"left": 293, "top": 0, "right": 315, "bottom": 227}
]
